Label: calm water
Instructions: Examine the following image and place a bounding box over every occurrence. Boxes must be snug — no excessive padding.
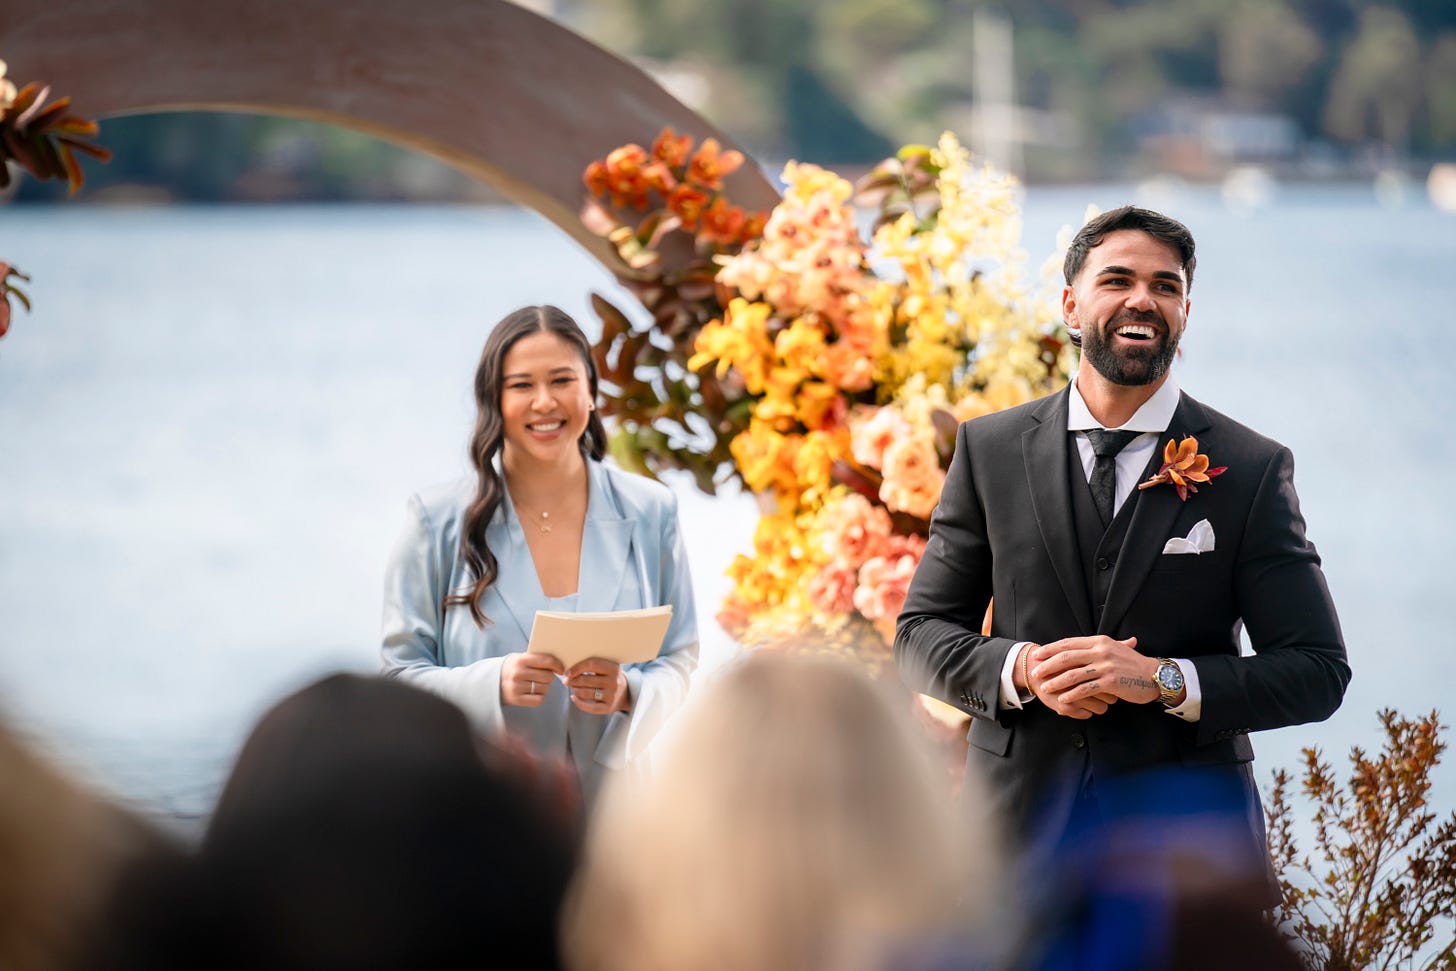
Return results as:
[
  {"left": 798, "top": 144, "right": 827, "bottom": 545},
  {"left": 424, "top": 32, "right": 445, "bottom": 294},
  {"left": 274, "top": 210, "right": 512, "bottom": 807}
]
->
[{"left": 1, "top": 188, "right": 1452, "bottom": 828}]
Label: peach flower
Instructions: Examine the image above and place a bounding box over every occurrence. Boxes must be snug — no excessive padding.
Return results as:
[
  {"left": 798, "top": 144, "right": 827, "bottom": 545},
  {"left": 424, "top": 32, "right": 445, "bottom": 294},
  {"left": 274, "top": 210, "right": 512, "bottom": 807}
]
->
[
  {"left": 807, "top": 561, "right": 859, "bottom": 615},
  {"left": 879, "top": 433, "right": 945, "bottom": 519},
  {"left": 853, "top": 544, "right": 923, "bottom": 621},
  {"left": 815, "top": 493, "right": 893, "bottom": 566},
  {"left": 850, "top": 406, "right": 913, "bottom": 471}
]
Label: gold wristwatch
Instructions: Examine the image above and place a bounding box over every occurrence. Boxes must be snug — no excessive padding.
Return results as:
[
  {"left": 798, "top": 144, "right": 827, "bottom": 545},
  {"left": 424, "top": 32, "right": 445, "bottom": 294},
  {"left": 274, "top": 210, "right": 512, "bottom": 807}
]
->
[{"left": 1154, "top": 658, "right": 1185, "bottom": 707}]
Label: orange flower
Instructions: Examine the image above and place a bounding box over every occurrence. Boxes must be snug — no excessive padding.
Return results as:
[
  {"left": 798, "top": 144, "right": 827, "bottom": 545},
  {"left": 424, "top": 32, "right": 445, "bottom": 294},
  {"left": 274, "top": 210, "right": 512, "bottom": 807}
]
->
[
  {"left": 823, "top": 340, "right": 876, "bottom": 393},
  {"left": 1137, "top": 435, "right": 1227, "bottom": 501},
  {"left": 741, "top": 210, "right": 769, "bottom": 241},
  {"left": 600, "top": 144, "right": 653, "bottom": 209},
  {"left": 667, "top": 183, "right": 711, "bottom": 229},
  {"left": 698, "top": 197, "right": 746, "bottom": 246},
  {"left": 583, "top": 160, "right": 610, "bottom": 198},
  {"left": 686, "top": 138, "right": 744, "bottom": 190},
  {"left": 643, "top": 160, "right": 677, "bottom": 194},
  {"left": 651, "top": 126, "right": 693, "bottom": 168}
]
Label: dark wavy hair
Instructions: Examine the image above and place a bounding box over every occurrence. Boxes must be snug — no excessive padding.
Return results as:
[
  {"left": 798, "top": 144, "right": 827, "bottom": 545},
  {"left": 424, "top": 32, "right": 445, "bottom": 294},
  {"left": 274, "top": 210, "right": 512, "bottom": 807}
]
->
[
  {"left": 1061, "top": 206, "right": 1196, "bottom": 347},
  {"left": 1062, "top": 205, "right": 1197, "bottom": 290},
  {"left": 443, "top": 306, "right": 607, "bottom": 628}
]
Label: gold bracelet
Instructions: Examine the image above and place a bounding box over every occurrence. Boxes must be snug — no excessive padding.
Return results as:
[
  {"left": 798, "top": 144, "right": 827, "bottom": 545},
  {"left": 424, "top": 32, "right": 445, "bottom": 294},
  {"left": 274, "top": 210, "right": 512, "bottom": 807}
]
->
[{"left": 1020, "top": 644, "right": 1038, "bottom": 703}]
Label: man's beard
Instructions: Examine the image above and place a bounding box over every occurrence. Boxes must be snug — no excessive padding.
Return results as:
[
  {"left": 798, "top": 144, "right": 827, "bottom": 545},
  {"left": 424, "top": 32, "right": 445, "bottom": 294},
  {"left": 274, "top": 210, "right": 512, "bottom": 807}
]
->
[{"left": 1080, "top": 310, "right": 1180, "bottom": 386}]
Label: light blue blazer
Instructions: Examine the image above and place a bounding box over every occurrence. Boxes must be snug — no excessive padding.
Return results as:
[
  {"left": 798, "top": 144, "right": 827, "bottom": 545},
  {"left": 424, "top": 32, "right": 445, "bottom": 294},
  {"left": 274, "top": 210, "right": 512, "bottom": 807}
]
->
[{"left": 381, "top": 459, "right": 699, "bottom": 802}]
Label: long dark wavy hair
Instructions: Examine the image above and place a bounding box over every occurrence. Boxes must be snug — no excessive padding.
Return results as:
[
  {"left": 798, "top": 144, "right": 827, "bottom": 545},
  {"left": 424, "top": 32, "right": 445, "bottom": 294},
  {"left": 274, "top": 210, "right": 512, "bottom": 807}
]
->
[{"left": 443, "top": 305, "right": 608, "bottom": 628}]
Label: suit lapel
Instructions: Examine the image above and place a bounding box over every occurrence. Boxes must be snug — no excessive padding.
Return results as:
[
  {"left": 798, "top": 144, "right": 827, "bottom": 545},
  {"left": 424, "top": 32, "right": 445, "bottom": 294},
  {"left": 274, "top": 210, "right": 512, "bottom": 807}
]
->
[
  {"left": 487, "top": 502, "right": 538, "bottom": 644},
  {"left": 576, "top": 461, "right": 636, "bottom": 615},
  {"left": 1023, "top": 387, "right": 1095, "bottom": 633},
  {"left": 1099, "top": 392, "right": 1213, "bottom": 635}
]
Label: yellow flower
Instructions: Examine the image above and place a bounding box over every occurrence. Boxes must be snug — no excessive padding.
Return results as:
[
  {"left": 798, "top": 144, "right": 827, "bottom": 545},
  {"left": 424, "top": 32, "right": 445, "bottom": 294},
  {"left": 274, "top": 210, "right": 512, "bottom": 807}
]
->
[
  {"left": 781, "top": 161, "right": 854, "bottom": 207},
  {"left": 792, "top": 428, "right": 849, "bottom": 504},
  {"left": 794, "top": 381, "right": 844, "bottom": 432},
  {"left": 773, "top": 318, "right": 828, "bottom": 379},
  {"left": 731, "top": 420, "right": 800, "bottom": 497},
  {"left": 689, "top": 298, "right": 774, "bottom": 394}
]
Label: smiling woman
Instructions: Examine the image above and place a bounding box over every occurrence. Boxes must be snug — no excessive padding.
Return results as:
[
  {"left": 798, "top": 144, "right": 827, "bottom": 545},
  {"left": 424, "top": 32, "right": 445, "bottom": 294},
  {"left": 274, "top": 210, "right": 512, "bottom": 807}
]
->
[{"left": 380, "top": 305, "right": 700, "bottom": 808}]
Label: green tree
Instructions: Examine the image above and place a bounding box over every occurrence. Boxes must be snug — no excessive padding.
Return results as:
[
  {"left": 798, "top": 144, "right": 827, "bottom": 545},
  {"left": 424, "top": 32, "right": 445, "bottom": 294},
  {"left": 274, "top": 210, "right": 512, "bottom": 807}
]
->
[{"left": 1323, "top": 6, "right": 1423, "bottom": 149}]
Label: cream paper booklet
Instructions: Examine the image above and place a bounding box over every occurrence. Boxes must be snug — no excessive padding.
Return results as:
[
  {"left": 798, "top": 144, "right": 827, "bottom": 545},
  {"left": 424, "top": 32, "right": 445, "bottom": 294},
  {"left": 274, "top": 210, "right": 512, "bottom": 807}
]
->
[{"left": 526, "top": 605, "right": 673, "bottom": 668}]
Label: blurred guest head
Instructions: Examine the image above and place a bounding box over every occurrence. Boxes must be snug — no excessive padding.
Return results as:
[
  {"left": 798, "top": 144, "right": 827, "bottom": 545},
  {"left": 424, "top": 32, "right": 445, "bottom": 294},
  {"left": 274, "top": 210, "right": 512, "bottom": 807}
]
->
[
  {"left": 563, "top": 650, "right": 993, "bottom": 971},
  {"left": 0, "top": 714, "right": 177, "bottom": 971},
  {"left": 117, "top": 673, "right": 578, "bottom": 971}
]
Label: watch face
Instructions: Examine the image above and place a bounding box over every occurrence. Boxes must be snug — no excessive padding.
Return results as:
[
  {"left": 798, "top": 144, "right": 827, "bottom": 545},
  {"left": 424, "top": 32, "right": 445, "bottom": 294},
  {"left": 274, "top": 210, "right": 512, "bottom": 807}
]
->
[{"left": 1157, "top": 664, "right": 1183, "bottom": 690}]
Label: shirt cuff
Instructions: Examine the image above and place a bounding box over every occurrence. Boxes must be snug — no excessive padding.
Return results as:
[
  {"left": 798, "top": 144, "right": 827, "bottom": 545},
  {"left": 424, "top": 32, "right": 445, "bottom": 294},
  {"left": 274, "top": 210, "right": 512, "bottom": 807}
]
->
[
  {"left": 1162, "top": 657, "right": 1202, "bottom": 721},
  {"left": 999, "top": 642, "right": 1033, "bottom": 710}
]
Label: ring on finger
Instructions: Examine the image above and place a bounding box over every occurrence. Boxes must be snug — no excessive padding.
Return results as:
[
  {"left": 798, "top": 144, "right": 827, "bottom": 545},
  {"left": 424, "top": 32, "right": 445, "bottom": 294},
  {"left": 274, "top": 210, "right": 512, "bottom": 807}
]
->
[{"left": 528, "top": 680, "right": 535, "bottom": 696}]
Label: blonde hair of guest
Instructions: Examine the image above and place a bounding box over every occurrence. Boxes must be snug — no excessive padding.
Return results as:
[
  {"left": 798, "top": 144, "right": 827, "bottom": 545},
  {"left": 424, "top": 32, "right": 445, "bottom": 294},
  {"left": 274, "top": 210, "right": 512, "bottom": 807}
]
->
[
  {"left": 0, "top": 720, "right": 166, "bottom": 971},
  {"left": 562, "top": 649, "right": 996, "bottom": 971}
]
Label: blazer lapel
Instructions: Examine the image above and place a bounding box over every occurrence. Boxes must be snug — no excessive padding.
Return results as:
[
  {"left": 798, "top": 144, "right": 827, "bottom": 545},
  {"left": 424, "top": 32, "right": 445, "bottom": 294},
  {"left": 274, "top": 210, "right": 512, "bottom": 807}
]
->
[
  {"left": 487, "top": 498, "right": 538, "bottom": 644},
  {"left": 1023, "top": 387, "right": 1095, "bottom": 633},
  {"left": 1099, "top": 392, "right": 1213, "bottom": 635},
  {"left": 576, "top": 461, "right": 636, "bottom": 615}
]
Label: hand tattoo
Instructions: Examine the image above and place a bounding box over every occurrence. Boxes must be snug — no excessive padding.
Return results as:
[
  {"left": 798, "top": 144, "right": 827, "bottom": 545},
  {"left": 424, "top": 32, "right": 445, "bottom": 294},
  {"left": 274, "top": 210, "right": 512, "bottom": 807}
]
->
[{"left": 1119, "top": 677, "right": 1155, "bottom": 689}]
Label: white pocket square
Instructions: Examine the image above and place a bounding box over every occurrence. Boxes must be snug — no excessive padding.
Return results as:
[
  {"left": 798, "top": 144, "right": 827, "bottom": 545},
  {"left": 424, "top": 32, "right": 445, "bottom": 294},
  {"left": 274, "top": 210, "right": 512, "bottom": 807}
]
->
[{"left": 1162, "top": 518, "right": 1215, "bottom": 555}]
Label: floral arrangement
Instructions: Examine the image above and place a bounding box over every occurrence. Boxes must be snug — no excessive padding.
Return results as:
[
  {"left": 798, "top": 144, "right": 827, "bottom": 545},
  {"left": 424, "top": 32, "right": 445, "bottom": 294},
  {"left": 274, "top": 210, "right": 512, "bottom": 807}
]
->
[
  {"left": 580, "top": 128, "right": 769, "bottom": 493},
  {"left": 0, "top": 58, "right": 110, "bottom": 195},
  {"left": 583, "top": 131, "right": 1073, "bottom": 660},
  {"left": 0, "top": 57, "right": 111, "bottom": 340}
]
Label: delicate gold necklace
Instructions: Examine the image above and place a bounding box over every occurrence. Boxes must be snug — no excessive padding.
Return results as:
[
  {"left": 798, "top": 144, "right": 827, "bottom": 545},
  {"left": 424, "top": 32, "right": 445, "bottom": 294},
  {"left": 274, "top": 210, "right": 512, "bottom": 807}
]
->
[
  {"left": 518, "top": 505, "right": 554, "bottom": 534},
  {"left": 510, "top": 473, "right": 585, "bottom": 537}
]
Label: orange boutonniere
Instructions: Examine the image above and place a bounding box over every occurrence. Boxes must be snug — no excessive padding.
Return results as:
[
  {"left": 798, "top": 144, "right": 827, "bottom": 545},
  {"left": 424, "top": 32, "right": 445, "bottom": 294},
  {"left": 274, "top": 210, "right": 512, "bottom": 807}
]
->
[{"left": 1137, "top": 435, "right": 1227, "bottom": 501}]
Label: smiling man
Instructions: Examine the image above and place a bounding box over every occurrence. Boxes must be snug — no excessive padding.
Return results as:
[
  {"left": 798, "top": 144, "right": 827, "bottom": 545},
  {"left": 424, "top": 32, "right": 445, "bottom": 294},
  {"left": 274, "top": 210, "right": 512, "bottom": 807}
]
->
[{"left": 894, "top": 206, "right": 1350, "bottom": 907}]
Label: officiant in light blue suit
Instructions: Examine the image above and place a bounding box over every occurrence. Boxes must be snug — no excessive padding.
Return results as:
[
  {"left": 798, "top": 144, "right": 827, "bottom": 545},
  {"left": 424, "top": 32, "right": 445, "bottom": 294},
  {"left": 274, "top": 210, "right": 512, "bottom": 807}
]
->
[{"left": 382, "top": 306, "right": 698, "bottom": 806}]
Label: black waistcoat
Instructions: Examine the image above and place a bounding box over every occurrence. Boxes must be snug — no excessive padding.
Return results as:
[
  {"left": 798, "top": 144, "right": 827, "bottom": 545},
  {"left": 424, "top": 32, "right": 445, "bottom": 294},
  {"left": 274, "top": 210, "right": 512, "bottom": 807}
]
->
[{"left": 1067, "top": 433, "right": 1140, "bottom": 629}]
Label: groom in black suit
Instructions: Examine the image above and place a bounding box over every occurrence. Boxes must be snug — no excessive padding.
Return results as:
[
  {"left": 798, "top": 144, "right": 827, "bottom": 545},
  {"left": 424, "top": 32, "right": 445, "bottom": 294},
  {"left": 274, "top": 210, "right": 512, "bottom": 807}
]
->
[{"left": 895, "top": 206, "right": 1349, "bottom": 902}]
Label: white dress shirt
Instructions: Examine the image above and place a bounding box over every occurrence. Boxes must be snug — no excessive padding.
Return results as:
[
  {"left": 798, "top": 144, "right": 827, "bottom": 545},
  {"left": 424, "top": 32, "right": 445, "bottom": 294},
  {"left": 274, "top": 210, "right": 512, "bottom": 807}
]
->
[{"left": 997, "top": 377, "right": 1203, "bottom": 720}]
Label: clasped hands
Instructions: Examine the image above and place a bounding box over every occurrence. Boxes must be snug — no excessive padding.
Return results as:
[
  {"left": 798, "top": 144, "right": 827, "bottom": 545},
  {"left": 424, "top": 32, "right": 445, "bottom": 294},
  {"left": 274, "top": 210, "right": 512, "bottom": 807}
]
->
[
  {"left": 1015, "top": 636, "right": 1161, "bottom": 719},
  {"left": 501, "top": 652, "right": 630, "bottom": 714}
]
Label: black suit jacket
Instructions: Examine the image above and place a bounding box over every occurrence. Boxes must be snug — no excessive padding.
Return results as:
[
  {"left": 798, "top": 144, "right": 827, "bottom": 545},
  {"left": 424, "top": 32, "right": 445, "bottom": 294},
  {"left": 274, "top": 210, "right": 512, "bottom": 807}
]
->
[{"left": 895, "top": 385, "right": 1350, "bottom": 868}]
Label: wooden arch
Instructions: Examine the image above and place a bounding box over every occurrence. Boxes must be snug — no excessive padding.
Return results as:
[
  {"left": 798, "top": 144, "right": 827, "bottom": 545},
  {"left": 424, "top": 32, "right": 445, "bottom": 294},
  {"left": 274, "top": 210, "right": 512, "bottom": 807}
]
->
[{"left": 0, "top": 0, "right": 779, "bottom": 265}]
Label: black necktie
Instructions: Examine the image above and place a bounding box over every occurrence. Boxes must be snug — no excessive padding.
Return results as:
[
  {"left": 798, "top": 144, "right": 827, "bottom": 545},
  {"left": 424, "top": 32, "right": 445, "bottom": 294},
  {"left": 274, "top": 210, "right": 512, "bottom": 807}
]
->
[{"left": 1084, "top": 429, "right": 1141, "bottom": 527}]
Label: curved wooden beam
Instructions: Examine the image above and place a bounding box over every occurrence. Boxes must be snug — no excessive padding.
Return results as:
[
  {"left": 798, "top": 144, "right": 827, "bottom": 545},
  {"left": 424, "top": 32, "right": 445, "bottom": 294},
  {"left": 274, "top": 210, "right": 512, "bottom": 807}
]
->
[{"left": 0, "top": 0, "right": 780, "bottom": 264}]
